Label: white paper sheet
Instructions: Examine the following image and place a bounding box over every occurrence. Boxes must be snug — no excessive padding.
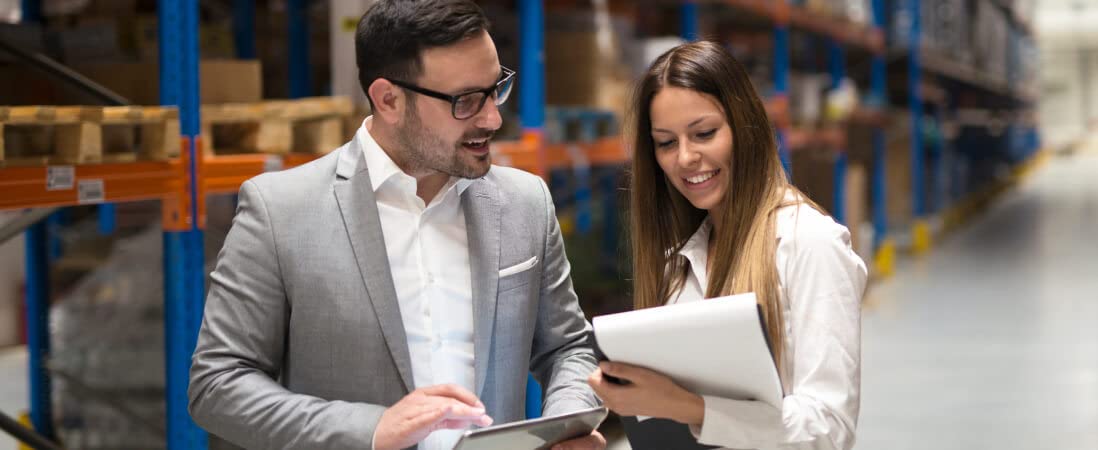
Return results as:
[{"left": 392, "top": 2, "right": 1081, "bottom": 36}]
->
[{"left": 592, "top": 292, "right": 783, "bottom": 408}]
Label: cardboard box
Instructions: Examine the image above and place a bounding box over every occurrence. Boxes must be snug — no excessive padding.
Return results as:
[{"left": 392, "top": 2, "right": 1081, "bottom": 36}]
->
[
  {"left": 0, "top": 60, "right": 262, "bottom": 105},
  {"left": 545, "top": 30, "right": 632, "bottom": 120},
  {"left": 73, "top": 60, "right": 263, "bottom": 105},
  {"left": 791, "top": 150, "right": 870, "bottom": 259}
]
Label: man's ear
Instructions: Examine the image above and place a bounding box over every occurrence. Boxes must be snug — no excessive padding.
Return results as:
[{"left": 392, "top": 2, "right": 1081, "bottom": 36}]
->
[{"left": 368, "top": 78, "right": 405, "bottom": 125}]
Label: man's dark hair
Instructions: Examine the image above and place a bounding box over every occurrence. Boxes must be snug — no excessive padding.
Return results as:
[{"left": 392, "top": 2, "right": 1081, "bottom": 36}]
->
[{"left": 355, "top": 0, "right": 490, "bottom": 109}]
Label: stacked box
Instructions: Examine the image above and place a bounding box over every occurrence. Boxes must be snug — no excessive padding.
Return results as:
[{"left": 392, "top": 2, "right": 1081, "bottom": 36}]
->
[{"left": 972, "top": 0, "right": 1008, "bottom": 77}]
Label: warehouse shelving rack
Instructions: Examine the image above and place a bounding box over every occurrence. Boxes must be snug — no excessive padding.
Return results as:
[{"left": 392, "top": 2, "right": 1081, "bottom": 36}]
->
[{"left": 4, "top": 1, "right": 1039, "bottom": 448}]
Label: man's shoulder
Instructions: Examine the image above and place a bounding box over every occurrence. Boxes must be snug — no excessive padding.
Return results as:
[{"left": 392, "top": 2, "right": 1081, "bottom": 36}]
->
[
  {"left": 244, "top": 148, "right": 342, "bottom": 203},
  {"left": 483, "top": 163, "right": 546, "bottom": 198}
]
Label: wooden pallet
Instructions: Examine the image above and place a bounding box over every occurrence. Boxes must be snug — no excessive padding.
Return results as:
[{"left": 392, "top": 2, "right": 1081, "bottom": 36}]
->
[
  {"left": 202, "top": 96, "right": 353, "bottom": 155},
  {"left": 0, "top": 105, "right": 180, "bottom": 167}
]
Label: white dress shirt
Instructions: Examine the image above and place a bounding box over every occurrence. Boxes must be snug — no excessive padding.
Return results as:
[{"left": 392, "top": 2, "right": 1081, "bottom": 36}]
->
[
  {"left": 671, "top": 200, "right": 867, "bottom": 450},
  {"left": 360, "top": 119, "right": 476, "bottom": 450}
]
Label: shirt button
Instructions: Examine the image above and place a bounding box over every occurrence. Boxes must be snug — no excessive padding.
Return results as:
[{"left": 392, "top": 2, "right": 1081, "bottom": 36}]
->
[{"left": 426, "top": 273, "right": 435, "bottom": 284}]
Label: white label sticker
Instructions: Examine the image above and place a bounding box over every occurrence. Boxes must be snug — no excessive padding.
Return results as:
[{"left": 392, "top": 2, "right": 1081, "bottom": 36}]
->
[
  {"left": 77, "top": 179, "right": 105, "bottom": 204},
  {"left": 264, "top": 155, "right": 284, "bottom": 173},
  {"left": 46, "top": 166, "right": 75, "bottom": 191}
]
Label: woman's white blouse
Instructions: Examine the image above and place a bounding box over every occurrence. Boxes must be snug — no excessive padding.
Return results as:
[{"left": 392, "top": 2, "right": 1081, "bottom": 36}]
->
[{"left": 671, "top": 203, "right": 867, "bottom": 450}]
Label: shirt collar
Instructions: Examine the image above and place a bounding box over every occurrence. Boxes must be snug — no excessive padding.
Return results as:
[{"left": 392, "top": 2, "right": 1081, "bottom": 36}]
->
[{"left": 677, "top": 218, "right": 712, "bottom": 285}]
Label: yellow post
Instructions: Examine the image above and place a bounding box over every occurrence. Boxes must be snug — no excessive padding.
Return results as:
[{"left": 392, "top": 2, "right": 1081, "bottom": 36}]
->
[
  {"left": 17, "top": 411, "right": 33, "bottom": 450},
  {"left": 912, "top": 219, "right": 932, "bottom": 254},
  {"left": 874, "top": 237, "right": 896, "bottom": 277}
]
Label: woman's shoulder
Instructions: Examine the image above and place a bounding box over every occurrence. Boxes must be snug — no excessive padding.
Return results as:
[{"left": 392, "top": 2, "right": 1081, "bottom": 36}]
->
[{"left": 775, "top": 200, "right": 851, "bottom": 251}]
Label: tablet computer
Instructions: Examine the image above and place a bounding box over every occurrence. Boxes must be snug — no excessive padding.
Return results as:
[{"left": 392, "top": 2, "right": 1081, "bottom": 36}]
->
[{"left": 451, "top": 406, "right": 608, "bottom": 450}]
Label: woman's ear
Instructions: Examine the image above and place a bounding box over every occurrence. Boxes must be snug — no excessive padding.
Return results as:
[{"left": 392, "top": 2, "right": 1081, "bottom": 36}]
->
[{"left": 367, "top": 78, "right": 405, "bottom": 125}]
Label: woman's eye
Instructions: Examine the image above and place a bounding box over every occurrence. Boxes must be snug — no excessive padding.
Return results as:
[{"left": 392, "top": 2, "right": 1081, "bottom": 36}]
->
[
  {"left": 697, "top": 129, "right": 717, "bottom": 139},
  {"left": 656, "top": 139, "right": 676, "bottom": 149}
]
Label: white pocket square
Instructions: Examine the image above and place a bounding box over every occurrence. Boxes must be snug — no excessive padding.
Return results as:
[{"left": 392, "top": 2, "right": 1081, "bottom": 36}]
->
[{"left": 499, "top": 256, "right": 538, "bottom": 277}]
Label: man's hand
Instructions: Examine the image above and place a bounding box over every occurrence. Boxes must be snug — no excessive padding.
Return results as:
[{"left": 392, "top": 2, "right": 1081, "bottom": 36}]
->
[
  {"left": 551, "top": 430, "right": 607, "bottom": 450},
  {"left": 373, "top": 384, "right": 493, "bottom": 450}
]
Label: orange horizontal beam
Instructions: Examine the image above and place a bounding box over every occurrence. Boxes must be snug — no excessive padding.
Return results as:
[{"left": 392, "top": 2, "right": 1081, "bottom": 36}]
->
[
  {"left": 493, "top": 136, "right": 629, "bottom": 173},
  {"left": 199, "top": 153, "right": 321, "bottom": 195},
  {"left": 0, "top": 160, "right": 185, "bottom": 210}
]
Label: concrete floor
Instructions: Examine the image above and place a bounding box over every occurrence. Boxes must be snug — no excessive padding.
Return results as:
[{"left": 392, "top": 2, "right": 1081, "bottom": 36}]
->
[
  {"left": 855, "top": 148, "right": 1098, "bottom": 449},
  {"left": 1, "top": 150, "right": 1096, "bottom": 450}
]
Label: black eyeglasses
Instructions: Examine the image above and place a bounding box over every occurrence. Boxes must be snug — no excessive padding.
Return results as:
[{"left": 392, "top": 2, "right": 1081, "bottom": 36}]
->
[{"left": 388, "top": 66, "right": 515, "bottom": 120}]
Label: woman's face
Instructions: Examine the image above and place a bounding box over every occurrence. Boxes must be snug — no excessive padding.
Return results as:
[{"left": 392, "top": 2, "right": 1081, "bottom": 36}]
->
[{"left": 650, "top": 86, "right": 734, "bottom": 213}]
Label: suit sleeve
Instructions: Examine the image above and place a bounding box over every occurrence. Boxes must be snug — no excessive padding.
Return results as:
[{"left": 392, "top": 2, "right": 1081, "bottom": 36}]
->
[
  {"left": 188, "top": 179, "right": 387, "bottom": 449},
  {"left": 528, "top": 177, "right": 602, "bottom": 417}
]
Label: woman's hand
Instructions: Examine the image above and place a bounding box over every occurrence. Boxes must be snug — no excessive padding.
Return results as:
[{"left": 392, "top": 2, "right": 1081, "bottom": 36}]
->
[{"left": 587, "top": 362, "right": 705, "bottom": 426}]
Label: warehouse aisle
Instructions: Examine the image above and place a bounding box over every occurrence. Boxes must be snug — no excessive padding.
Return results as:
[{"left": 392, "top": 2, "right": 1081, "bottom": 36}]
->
[{"left": 856, "top": 147, "right": 1098, "bottom": 449}]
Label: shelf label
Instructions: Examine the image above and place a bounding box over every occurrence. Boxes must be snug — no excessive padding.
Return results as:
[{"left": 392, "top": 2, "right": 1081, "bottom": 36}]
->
[
  {"left": 78, "top": 179, "right": 105, "bottom": 204},
  {"left": 264, "top": 155, "right": 284, "bottom": 172},
  {"left": 46, "top": 166, "right": 75, "bottom": 191}
]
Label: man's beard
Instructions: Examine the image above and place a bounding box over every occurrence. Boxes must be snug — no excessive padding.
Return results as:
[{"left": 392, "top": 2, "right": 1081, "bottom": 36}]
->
[{"left": 394, "top": 105, "right": 492, "bottom": 179}]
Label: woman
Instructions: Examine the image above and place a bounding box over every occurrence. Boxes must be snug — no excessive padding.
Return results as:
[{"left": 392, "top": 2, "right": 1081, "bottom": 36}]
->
[{"left": 586, "top": 41, "right": 867, "bottom": 450}]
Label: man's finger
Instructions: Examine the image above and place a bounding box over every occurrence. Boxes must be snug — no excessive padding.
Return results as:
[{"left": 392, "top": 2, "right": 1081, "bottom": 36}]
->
[
  {"left": 421, "top": 384, "right": 483, "bottom": 407},
  {"left": 406, "top": 400, "right": 489, "bottom": 433}
]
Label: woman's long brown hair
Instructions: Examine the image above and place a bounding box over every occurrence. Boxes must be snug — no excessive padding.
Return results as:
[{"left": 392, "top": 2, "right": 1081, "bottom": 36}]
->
[{"left": 629, "top": 41, "right": 814, "bottom": 371}]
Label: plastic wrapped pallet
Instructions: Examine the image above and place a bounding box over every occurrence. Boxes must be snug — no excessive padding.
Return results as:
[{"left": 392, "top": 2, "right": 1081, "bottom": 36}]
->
[
  {"left": 48, "top": 208, "right": 232, "bottom": 448},
  {"left": 50, "top": 226, "right": 167, "bottom": 448}
]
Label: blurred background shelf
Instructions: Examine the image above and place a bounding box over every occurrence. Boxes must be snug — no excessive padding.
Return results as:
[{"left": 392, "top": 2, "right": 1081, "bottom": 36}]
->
[{"left": 0, "top": 0, "right": 1060, "bottom": 449}]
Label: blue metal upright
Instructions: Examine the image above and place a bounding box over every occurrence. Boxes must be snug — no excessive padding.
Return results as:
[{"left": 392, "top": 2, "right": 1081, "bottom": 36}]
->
[
  {"left": 870, "top": 0, "right": 888, "bottom": 251},
  {"left": 681, "top": 1, "right": 699, "bottom": 42},
  {"left": 907, "top": 0, "right": 925, "bottom": 220},
  {"left": 45, "top": 211, "right": 62, "bottom": 261},
  {"left": 288, "top": 0, "right": 312, "bottom": 98},
  {"left": 774, "top": 17, "right": 792, "bottom": 176},
  {"left": 827, "top": 39, "right": 847, "bottom": 224},
  {"left": 21, "top": 0, "right": 41, "bottom": 22},
  {"left": 24, "top": 221, "right": 53, "bottom": 439},
  {"left": 98, "top": 204, "right": 118, "bottom": 235},
  {"left": 907, "top": 0, "right": 932, "bottom": 253},
  {"left": 518, "top": 0, "right": 545, "bottom": 420},
  {"left": 233, "top": 0, "right": 257, "bottom": 59},
  {"left": 519, "top": 0, "right": 546, "bottom": 134},
  {"left": 160, "top": 0, "right": 207, "bottom": 448}
]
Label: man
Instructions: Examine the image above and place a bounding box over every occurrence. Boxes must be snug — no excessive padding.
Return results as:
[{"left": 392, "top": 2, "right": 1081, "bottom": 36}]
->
[{"left": 187, "top": 1, "right": 605, "bottom": 449}]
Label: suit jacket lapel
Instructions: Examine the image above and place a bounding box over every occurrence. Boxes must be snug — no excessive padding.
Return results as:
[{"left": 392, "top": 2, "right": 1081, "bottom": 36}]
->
[
  {"left": 332, "top": 144, "right": 415, "bottom": 392},
  {"left": 463, "top": 178, "right": 501, "bottom": 398}
]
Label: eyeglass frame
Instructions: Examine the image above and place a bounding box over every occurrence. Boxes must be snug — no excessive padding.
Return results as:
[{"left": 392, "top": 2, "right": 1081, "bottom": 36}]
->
[{"left": 387, "top": 66, "right": 516, "bottom": 120}]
